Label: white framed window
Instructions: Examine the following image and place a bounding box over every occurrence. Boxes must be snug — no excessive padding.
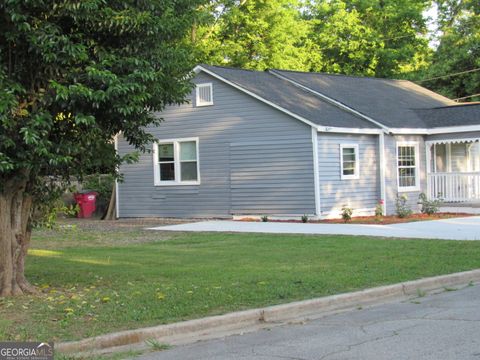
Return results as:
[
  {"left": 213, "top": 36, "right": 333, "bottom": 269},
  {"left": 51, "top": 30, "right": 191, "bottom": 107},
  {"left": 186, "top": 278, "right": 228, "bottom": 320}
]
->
[
  {"left": 196, "top": 83, "right": 213, "bottom": 106},
  {"left": 397, "top": 141, "right": 420, "bottom": 191},
  {"left": 153, "top": 138, "right": 200, "bottom": 186},
  {"left": 340, "top": 144, "right": 359, "bottom": 180}
]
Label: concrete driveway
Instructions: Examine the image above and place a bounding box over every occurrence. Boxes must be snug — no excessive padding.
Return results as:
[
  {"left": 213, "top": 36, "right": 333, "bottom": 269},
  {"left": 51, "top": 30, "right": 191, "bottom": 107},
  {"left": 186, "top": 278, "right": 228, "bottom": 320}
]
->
[
  {"left": 150, "top": 216, "right": 480, "bottom": 240},
  {"left": 136, "top": 284, "right": 480, "bottom": 360}
]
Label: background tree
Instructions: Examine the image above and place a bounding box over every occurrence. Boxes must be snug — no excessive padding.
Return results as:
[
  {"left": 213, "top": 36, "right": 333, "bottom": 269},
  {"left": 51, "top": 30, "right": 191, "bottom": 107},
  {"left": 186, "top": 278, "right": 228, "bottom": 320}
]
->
[
  {"left": 0, "top": 0, "right": 203, "bottom": 296},
  {"left": 304, "top": 0, "right": 432, "bottom": 77},
  {"left": 194, "top": 0, "right": 311, "bottom": 70},
  {"left": 418, "top": 0, "right": 480, "bottom": 101}
]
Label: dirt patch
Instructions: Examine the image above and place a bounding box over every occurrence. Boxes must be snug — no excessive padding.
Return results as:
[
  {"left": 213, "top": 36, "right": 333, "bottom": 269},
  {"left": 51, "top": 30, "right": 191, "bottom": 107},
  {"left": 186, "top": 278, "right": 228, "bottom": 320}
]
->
[{"left": 31, "top": 217, "right": 199, "bottom": 249}]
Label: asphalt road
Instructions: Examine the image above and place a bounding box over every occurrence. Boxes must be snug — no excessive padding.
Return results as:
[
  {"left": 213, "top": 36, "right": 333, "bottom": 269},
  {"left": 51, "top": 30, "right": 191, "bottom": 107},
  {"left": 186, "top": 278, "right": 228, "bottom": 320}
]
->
[{"left": 137, "top": 283, "right": 480, "bottom": 360}]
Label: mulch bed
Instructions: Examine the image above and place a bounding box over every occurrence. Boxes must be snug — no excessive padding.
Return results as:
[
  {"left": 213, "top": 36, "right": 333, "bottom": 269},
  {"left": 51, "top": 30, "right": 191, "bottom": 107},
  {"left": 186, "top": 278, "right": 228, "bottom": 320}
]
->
[{"left": 238, "top": 213, "right": 474, "bottom": 225}]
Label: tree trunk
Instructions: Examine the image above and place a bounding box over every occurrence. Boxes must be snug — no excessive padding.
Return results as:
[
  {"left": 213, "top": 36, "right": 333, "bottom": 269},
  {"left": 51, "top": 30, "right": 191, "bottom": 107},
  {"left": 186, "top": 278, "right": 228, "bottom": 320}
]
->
[{"left": 0, "top": 177, "right": 37, "bottom": 296}]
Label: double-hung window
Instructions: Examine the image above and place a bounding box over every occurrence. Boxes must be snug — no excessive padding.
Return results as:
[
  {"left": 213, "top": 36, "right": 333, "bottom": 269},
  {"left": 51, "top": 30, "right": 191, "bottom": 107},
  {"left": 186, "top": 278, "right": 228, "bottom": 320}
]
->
[
  {"left": 154, "top": 138, "right": 200, "bottom": 185},
  {"left": 397, "top": 142, "right": 419, "bottom": 191},
  {"left": 340, "top": 144, "right": 359, "bottom": 180}
]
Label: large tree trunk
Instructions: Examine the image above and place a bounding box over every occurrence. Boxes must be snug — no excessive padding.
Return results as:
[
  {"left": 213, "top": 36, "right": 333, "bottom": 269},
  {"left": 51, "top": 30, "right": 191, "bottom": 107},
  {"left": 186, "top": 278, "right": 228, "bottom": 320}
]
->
[{"left": 0, "top": 176, "right": 37, "bottom": 296}]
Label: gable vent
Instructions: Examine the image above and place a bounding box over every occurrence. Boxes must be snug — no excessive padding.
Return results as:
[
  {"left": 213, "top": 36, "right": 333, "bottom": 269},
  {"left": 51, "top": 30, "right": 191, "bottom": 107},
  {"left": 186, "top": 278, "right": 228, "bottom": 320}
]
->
[{"left": 196, "top": 83, "right": 213, "bottom": 107}]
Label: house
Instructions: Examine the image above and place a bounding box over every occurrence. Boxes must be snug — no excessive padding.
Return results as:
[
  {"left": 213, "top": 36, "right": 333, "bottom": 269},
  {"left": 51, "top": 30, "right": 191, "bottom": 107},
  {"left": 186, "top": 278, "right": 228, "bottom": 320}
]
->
[{"left": 116, "top": 65, "right": 480, "bottom": 219}]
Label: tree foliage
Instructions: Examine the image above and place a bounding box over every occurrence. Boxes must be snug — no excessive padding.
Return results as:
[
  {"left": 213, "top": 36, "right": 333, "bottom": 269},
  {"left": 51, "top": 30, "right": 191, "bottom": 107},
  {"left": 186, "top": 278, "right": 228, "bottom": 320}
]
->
[
  {"left": 0, "top": 0, "right": 203, "bottom": 296},
  {"left": 196, "top": 0, "right": 432, "bottom": 77},
  {"left": 194, "top": 0, "right": 311, "bottom": 70},
  {"left": 305, "top": 0, "right": 432, "bottom": 77},
  {"left": 419, "top": 0, "right": 480, "bottom": 101}
]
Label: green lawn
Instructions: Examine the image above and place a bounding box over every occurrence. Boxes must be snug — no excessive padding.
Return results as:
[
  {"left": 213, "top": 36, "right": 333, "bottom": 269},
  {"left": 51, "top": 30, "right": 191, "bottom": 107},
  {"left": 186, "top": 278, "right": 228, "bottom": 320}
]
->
[{"left": 1, "top": 222, "right": 480, "bottom": 343}]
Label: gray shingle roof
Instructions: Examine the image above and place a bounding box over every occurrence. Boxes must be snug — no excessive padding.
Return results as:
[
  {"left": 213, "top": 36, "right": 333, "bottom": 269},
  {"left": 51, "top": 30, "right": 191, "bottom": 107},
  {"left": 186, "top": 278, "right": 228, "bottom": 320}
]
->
[
  {"left": 199, "top": 65, "right": 480, "bottom": 130},
  {"left": 415, "top": 103, "right": 480, "bottom": 128},
  {"left": 201, "top": 65, "right": 380, "bottom": 129},
  {"left": 271, "top": 69, "right": 458, "bottom": 128}
]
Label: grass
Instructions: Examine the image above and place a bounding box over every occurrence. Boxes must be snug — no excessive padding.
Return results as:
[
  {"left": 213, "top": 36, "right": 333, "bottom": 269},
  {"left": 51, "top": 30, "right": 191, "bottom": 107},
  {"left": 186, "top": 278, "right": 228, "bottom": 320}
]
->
[{"left": 1, "top": 222, "right": 480, "bottom": 343}]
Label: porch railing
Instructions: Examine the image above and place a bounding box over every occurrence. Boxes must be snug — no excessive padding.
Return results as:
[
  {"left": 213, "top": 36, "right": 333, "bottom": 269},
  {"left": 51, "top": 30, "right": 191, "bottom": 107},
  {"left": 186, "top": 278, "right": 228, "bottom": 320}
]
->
[{"left": 427, "top": 172, "right": 480, "bottom": 202}]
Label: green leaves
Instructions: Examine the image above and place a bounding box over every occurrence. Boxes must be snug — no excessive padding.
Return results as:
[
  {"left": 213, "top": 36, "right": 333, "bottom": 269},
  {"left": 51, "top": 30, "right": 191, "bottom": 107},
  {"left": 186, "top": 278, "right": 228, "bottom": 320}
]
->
[
  {"left": 196, "top": 0, "right": 431, "bottom": 77},
  {"left": 0, "top": 0, "right": 203, "bottom": 194}
]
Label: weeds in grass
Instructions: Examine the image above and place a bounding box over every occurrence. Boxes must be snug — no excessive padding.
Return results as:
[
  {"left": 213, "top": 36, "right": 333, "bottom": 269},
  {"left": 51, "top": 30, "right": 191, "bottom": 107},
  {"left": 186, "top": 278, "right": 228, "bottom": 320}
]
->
[
  {"left": 444, "top": 287, "right": 458, "bottom": 292},
  {"left": 145, "top": 339, "right": 171, "bottom": 351}
]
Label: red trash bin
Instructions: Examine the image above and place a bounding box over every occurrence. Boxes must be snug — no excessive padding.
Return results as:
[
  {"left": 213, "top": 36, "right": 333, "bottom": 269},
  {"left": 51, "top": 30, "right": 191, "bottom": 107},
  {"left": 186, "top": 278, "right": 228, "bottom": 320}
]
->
[{"left": 74, "top": 191, "right": 98, "bottom": 218}]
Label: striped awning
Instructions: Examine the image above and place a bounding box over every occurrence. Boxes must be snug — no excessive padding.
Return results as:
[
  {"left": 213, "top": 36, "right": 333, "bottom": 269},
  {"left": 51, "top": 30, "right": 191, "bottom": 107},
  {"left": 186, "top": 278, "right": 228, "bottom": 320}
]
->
[{"left": 426, "top": 138, "right": 480, "bottom": 145}]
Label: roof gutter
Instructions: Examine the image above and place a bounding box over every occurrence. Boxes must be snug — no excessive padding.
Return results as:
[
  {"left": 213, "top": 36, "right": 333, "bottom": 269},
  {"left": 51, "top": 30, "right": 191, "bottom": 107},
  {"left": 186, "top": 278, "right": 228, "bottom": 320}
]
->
[{"left": 390, "top": 124, "right": 480, "bottom": 135}]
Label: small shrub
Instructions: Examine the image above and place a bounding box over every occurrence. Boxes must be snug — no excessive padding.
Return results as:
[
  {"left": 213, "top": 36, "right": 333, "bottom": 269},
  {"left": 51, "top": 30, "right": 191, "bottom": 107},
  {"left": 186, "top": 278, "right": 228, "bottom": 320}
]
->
[
  {"left": 301, "top": 214, "right": 309, "bottom": 223},
  {"left": 261, "top": 215, "right": 268, "bottom": 222},
  {"left": 418, "top": 193, "right": 442, "bottom": 215},
  {"left": 395, "top": 194, "right": 412, "bottom": 218},
  {"left": 341, "top": 205, "right": 353, "bottom": 223},
  {"left": 82, "top": 174, "right": 115, "bottom": 217},
  {"left": 64, "top": 204, "right": 80, "bottom": 218},
  {"left": 375, "top": 199, "right": 384, "bottom": 218}
]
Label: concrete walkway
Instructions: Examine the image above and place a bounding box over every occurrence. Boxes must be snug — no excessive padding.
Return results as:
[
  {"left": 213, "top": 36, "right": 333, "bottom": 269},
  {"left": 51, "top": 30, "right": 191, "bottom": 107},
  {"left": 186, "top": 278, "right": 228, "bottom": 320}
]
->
[
  {"left": 150, "top": 216, "right": 480, "bottom": 240},
  {"left": 137, "top": 284, "right": 480, "bottom": 360}
]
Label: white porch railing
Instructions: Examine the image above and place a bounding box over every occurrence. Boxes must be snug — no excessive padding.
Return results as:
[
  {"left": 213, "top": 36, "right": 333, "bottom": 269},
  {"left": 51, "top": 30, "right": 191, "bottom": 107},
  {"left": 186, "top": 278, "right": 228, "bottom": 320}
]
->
[{"left": 427, "top": 172, "right": 480, "bottom": 202}]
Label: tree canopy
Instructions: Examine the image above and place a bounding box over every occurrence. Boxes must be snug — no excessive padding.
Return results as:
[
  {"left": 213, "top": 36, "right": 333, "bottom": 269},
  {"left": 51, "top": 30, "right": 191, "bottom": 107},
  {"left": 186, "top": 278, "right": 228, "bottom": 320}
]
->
[
  {"left": 194, "top": 0, "right": 311, "bottom": 70},
  {"left": 0, "top": 0, "right": 203, "bottom": 296},
  {"left": 418, "top": 0, "right": 480, "bottom": 100}
]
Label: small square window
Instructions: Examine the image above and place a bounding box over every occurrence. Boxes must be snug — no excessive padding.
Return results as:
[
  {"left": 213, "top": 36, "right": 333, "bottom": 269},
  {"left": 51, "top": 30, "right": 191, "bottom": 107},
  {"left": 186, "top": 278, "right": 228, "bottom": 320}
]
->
[
  {"left": 196, "top": 83, "right": 213, "bottom": 106},
  {"left": 340, "top": 144, "right": 359, "bottom": 180}
]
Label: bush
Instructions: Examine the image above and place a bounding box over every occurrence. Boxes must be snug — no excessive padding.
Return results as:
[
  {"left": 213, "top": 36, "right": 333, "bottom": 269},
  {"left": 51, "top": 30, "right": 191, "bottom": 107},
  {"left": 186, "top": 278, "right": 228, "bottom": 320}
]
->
[
  {"left": 82, "top": 174, "right": 115, "bottom": 217},
  {"left": 375, "top": 199, "right": 384, "bottom": 218},
  {"left": 261, "top": 215, "right": 268, "bottom": 222},
  {"left": 301, "top": 214, "right": 309, "bottom": 223},
  {"left": 341, "top": 205, "right": 353, "bottom": 223},
  {"left": 395, "top": 194, "right": 412, "bottom": 218},
  {"left": 418, "top": 193, "right": 442, "bottom": 215}
]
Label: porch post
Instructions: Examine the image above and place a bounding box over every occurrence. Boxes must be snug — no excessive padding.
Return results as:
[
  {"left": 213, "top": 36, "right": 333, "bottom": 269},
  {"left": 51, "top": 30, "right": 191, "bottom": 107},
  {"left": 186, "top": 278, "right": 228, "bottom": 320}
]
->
[{"left": 426, "top": 142, "right": 432, "bottom": 200}]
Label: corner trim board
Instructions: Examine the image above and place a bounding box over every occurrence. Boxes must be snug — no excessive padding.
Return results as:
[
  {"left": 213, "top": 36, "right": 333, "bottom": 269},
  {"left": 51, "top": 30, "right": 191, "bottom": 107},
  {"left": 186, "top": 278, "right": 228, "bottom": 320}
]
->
[{"left": 311, "top": 127, "right": 321, "bottom": 217}]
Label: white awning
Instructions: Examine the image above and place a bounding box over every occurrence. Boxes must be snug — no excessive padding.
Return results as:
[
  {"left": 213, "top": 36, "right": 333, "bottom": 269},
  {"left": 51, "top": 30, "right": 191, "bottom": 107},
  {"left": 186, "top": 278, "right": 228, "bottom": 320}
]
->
[{"left": 426, "top": 138, "right": 480, "bottom": 146}]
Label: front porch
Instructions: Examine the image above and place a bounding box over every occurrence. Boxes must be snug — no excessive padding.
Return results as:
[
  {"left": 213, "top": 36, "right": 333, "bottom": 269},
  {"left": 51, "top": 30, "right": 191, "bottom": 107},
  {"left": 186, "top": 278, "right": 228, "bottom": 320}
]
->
[{"left": 426, "top": 138, "right": 480, "bottom": 203}]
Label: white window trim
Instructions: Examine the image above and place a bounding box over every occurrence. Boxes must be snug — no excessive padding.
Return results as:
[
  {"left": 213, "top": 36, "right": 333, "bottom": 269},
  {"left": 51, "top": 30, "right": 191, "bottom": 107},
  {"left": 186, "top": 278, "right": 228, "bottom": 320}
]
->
[
  {"left": 153, "top": 137, "right": 200, "bottom": 186},
  {"left": 340, "top": 144, "right": 360, "bottom": 180},
  {"left": 195, "top": 83, "right": 213, "bottom": 107},
  {"left": 396, "top": 141, "right": 420, "bottom": 192}
]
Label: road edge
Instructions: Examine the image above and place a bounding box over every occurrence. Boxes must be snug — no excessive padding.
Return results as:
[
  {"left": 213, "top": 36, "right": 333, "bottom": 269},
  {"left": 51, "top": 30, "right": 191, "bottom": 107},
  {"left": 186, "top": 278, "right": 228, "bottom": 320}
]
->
[{"left": 57, "top": 268, "right": 480, "bottom": 356}]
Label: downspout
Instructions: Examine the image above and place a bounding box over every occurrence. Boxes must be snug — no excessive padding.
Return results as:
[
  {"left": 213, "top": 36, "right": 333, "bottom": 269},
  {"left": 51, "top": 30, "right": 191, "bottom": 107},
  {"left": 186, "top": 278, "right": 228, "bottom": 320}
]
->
[
  {"left": 379, "top": 132, "right": 387, "bottom": 215},
  {"left": 311, "top": 127, "right": 321, "bottom": 218}
]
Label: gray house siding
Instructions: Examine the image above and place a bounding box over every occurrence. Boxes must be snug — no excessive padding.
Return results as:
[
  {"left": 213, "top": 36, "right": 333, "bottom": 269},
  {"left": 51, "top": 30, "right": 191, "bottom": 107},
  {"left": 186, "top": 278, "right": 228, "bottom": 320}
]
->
[
  {"left": 384, "top": 135, "right": 427, "bottom": 215},
  {"left": 117, "top": 72, "right": 315, "bottom": 218},
  {"left": 317, "top": 133, "right": 380, "bottom": 216}
]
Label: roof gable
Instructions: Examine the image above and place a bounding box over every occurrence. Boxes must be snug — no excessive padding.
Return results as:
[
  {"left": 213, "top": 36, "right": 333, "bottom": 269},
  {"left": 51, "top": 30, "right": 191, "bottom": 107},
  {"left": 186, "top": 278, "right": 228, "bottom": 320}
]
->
[{"left": 195, "top": 65, "right": 381, "bottom": 131}]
